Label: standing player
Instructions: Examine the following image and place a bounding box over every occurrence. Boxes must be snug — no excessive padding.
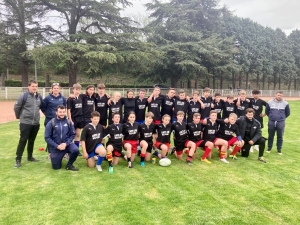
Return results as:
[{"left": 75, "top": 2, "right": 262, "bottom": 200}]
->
[
  {"left": 222, "top": 94, "right": 236, "bottom": 119},
  {"left": 81, "top": 85, "right": 96, "bottom": 126},
  {"left": 171, "top": 111, "right": 196, "bottom": 165},
  {"left": 80, "top": 111, "right": 113, "bottom": 173},
  {"left": 211, "top": 92, "right": 224, "bottom": 119},
  {"left": 106, "top": 113, "right": 124, "bottom": 166},
  {"left": 139, "top": 112, "right": 156, "bottom": 162},
  {"left": 94, "top": 83, "right": 109, "bottom": 127},
  {"left": 161, "top": 88, "right": 176, "bottom": 119},
  {"left": 217, "top": 113, "right": 244, "bottom": 160},
  {"left": 172, "top": 89, "right": 189, "bottom": 122},
  {"left": 121, "top": 90, "right": 136, "bottom": 123},
  {"left": 154, "top": 114, "right": 172, "bottom": 159},
  {"left": 67, "top": 83, "right": 84, "bottom": 149},
  {"left": 135, "top": 89, "right": 148, "bottom": 124},
  {"left": 200, "top": 87, "right": 213, "bottom": 121},
  {"left": 202, "top": 111, "right": 229, "bottom": 163},
  {"left": 234, "top": 90, "right": 252, "bottom": 118},
  {"left": 147, "top": 87, "right": 163, "bottom": 125},
  {"left": 108, "top": 92, "right": 123, "bottom": 125},
  {"left": 187, "top": 91, "right": 201, "bottom": 123}
]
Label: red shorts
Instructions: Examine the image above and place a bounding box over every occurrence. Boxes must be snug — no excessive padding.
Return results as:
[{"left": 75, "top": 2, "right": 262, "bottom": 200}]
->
[
  {"left": 123, "top": 140, "right": 139, "bottom": 154},
  {"left": 213, "top": 138, "right": 219, "bottom": 144},
  {"left": 154, "top": 141, "right": 171, "bottom": 150},
  {"left": 153, "top": 120, "right": 161, "bottom": 125},
  {"left": 227, "top": 137, "right": 238, "bottom": 148}
]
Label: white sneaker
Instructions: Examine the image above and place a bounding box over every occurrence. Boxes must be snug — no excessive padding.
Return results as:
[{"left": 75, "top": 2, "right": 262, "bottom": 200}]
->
[
  {"left": 254, "top": 145, "right": 259, "bottom": 151},
  {"left": 220, "top": 158, "right": 229, "bottom": 164},
  {"left": 278, "top": 152, "right": 282, "bottom": 155},
  {"left": 94, "top": 155, "right": 98, "bottom": 160},
  {"left": 96, "top": 165, "right": 102, "bottom": 172},
  {"left": 250, "top": 147, "right": 254, "bottom": 153}
]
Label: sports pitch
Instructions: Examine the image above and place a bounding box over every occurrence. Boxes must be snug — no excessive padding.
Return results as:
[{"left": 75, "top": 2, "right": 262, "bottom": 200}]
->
[{"left": 0, "top": 101, "right": 299, "bottom": 225}]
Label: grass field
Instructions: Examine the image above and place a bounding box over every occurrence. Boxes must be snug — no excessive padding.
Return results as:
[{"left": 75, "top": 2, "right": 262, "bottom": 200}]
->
[{"left": 1, "top": 102, "right": 300, "bottom": 225}]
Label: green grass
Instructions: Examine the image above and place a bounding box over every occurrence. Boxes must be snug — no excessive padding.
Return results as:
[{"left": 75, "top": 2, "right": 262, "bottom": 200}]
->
[{"left": 1, "top": 102, "right": 300, "bottom": 225}]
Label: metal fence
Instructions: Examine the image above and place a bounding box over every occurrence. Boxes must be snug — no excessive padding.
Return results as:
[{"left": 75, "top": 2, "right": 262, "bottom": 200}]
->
[{"left": 0, "top": 87, "right": 300, "bottom": 100}]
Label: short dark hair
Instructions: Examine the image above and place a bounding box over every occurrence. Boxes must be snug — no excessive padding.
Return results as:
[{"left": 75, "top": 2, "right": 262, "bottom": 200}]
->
[
  {"left": 56, "top": 105, "right": 65, "bottom": 111},
  {"left": 245, "top": 108, "right": 255, "bottom": 114},
  {"left": 28, "top": 80, "right": 38, "bottom": 86},
  {"left": 112, "top": 112, "right": 120, "bottom": 118},
  {"left": 252, "top": 89, "right": 260, "bottom": 94},
  {"left": 276, "top": 90, "right": 283, "bottom": 94},
  {"left": 91, "top": 111, "right": 100, "bottom": 118},
  {"left": 214, "top": 92, "right": 221, "bottom": 97}
]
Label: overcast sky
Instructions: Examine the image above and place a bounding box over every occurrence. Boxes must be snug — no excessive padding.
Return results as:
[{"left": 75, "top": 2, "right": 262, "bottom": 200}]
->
[{"left": 126, "top": 0, "right": 300, "bottom": 34}]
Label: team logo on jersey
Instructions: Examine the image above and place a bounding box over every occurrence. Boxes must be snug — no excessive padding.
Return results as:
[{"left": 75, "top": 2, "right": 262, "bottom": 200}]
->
[
  {"left": 226, "top": 107, "right": 234, "bottom": 111},
  {"left": 92, "top": 133, "right": 101, "bottom": 140},
  {"left": 138, "top": 105, "right": 146, "bottom": 109},
  {"left": 87, "top": 100, "right": 94, "bottom": 105},
  {"left": 144, "top": 132, "right": 152, "bottom": 137},
  {"left": 75, "top": 103, "right": 82, "bottom": 108},
  {"left": 97, "top": 103, "right": 105, "bottom": 107},
  {"left": 191, "top": 108, "right": 199, "bottom": 112},
  {"left": 193, "top": 131, "right": 200, "bottom": 136},
  {"left": 179, "top": 130, "right": 187, "bottom": 136},
  {"left": 128, "top": 129, "right": 137, "bottom": 135},
  {"left": 151, "top": 103, "right": 158, "bottom": 108},
  {"left": 161, "top": 131, "right": 170, "bottom": 136},
  {"left": 238, "top": 106, "right": 245, "bottom": 110},
  {"left": 208, "top": 130, "right": 215, "bottom": 134},
  {"left": 177, "top": 101, "right": 184, "bottom": 106},
  {"left": 165, "top": 101, "right": 173, "bottom": 106}
]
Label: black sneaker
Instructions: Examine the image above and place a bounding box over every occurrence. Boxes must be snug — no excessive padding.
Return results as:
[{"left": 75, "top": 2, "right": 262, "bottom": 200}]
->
[
  {"left": 66, "top": 165, "right": 79, "bottom": 171},
  {"left": 14, "top": 160, "right": 21, "bottom": 168},
  {"left": 28, "top": 157, "right": 39, "bottom": 162},
  {"left": 171, "top": 147, "right": 176, "bottom": 155}
]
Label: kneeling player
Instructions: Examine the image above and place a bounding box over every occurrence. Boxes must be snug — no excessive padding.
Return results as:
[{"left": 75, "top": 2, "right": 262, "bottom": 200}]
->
[
  {"left": 172, "top": 111, "right": 196, "bottom": 165},
  {"left": 139, "top": 112, "right": 156, "bottom": 162},
  {"left": 122, "top": 111, "right": 141, "bottom": 168},
  {"left": 81, "top": 111, "right": 113, "bottom": 173},
  {"left": 202, "top": 110, "right": 228, "bottom": 163},
  {"left": 217, "top": 113, "right": 244, "bottom": 160},
  {"left": 154, "top": 114, "right": 172, "bottom": 159},
  {"left": 106, "top": 112, "right": 124, "bottom": 166}
]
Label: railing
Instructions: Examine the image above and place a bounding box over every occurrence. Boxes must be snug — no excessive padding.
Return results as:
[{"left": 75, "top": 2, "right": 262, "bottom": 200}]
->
[{"left": 0, "top": 87, "right": 299, "bottom": 100}]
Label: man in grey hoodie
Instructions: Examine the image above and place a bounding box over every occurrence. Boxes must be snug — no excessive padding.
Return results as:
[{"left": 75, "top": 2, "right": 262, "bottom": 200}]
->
[
  {"left": 14, "top": 80, "right": 43, "bottom": 168},
  {"left": 266, "top": 91, "right": 290, "bottom": 154}
]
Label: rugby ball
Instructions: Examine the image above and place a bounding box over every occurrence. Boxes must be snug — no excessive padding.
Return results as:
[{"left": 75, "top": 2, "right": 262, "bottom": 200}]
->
[{"left": 159, "top": 158, "right": 171, "bottom": 167}]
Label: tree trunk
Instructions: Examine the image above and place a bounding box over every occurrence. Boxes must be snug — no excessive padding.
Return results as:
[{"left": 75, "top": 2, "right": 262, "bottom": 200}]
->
[
  {"left": 207, "top": 76, "right": 210, "bottom": 87},
  {"left": 69, "top": 66, "right": 77, "bottom": 87},
  {"left": 21, "top": 61, "right": 28, "bottom": 87},
  {"left": 246, "top": 72, "right": 249, "bottom": 89},
  {"left": 288, "top": 79, "right": 291, "bottom": 91},
  {"left": 195, "top": 78, "right": 198, "bottom": 89},
  {"left": 212, "top": 76, "right": 216, "bottom": 89},
  {"left": 256, "top": 72, "right": 259, "bottom": 88},
  {"left": 268, "top": 77, "right": 271, "bottom": 90},
  {"left": 238, "top": 73, "right": 242, "bottom": 89},
  {"left": 278, "top": 76, "right": 281, "bottom": 90},
  {"left": 294, "top": 78, "right": 297, "bottom": 90},
  {"left": 220, "top": 76, "right": 223, "bottom": 89},
  {"left": 171, "top": 76, "right": 179, "bottom": 88},
  {"left": 262, "top": 74, "right": 266, "bottom": 90},
  {"left": 273, "top": 73, "right": 277, "bottom": 90},
  {"left": 232, "top": 73, "right": 235, "bottom": 89}
]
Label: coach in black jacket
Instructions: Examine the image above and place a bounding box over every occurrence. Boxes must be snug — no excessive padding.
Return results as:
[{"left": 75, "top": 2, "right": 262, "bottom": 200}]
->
[{"left": 236, "top": 108, "right": 267, "bottom": 163}]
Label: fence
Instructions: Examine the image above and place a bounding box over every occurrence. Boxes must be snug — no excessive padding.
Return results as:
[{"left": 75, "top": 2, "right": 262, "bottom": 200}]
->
[{"left": 0, "top": 87, "right": 300, "bottom": 100}]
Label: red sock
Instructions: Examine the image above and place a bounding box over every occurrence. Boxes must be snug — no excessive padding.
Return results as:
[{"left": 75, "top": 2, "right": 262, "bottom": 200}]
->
[
  {"left": 220, "top": 151, "right": 226, "bottom": 159},
  {"left": 202, "top": 147, "right": 211, "bottom": 160},
  {"left": 231, "top": 146, "right": 241, "bottom": 156}
]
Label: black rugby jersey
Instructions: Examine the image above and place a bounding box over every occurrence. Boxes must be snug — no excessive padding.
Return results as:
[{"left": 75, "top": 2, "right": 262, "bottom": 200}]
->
[
  {"left": 234, "top": 99, "right": 252, "bottom": 117},
  {"left": 108, "top": 101, "right": 123, "bottom": 125},
  {"left": 80, "top": 123, "right": 105, "bottom": 153},
  {"left": 161, "top": 95, "right": 174, "bottom": 118},
  {"left": 155, "top": 123, "right": 172, "bottom": 143},
  {"left": 173, "top": 98, "right": 189, "bottom": 118},
  {"left": 187, "top": 122, "right": 203, "bottom": 142},
  {"left": 222, "top": 102, "right": 236, "bottom": 119},
  {"left": 211, "top": 99, "right": 224, "bottom": 119},
  {"left": 94, "top": 93, "right": 109, "bottom": 121},
  {"left": 216, "top": 119, "right": 241, "bottom": 141},
  {"left": 200, "top": 96, "right": 213, "bottom": 119},
  {"left": 122, "top": 122, "right": 139, "bottom": 140},
  {"left": 187, "top": 100, "right": 201, "bottom": 123},
  {"left": 148, "top": 96, "right": 163, "bottom": 120},
  {"left": 202, "top": 120, "right": 219, "bottom": 142},
  {"left": 138, "top": 123, "right": 156, "bottom": 142},
  {"left": 67, "top": 96, "right": 82, "bottom": 118},
  {"left": 135, "top": 97, "right": 148, "bottom": 121},
  {"left": 171, "top": 121, "right": 188, "bottom": 143},
  {"left": 81, "top": 94, "right": 95, "bottom": 119}
]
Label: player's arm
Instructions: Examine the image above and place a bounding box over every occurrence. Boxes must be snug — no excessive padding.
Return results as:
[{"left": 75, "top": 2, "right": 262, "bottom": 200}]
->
[
  {"left": 285, "top": 103, "right": 291, "bottom": 118},
  {"left": 14, "top": 94, "right": 24, "bottom": 119},
  {"left": 235, "top": 98, "right": 241, "bottom": 107},
  {"left": 80, "top": 128, "right": 88, "bottom": 159},
  {"left": 147, "top": 93, "right": 154, "bottom": 103}
]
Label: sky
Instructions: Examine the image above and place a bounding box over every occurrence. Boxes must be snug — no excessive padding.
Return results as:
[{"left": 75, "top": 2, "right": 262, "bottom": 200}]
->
[{"left": 125, "top": 0, "right": 300, "bottom": 34}]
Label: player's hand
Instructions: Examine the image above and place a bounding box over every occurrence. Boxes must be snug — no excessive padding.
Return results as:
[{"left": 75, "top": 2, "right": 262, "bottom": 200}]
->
[
  {"left": 260, "top": 113, "right": 266, "bottom": 117},
  {"left": 202, "top": 119, "right": 207, "bottom": 125},
  {"left": 201, "top": 104, "right": 205, "bottom": 109},
  {"left": 70, "top": 120, "right": 74, "bottom": 125},
  {"left": 224, "top": 118, "right": 229, "bottom": 123},
  {"left": 83, "top": 152, "right": 88, "bottom": 159},
  {"left": 237, "top": 141, "right": 243, "bottom": 147},
  {"left": 249, "top": 140, "right": 254, "bottom": 145},
  {"left": 69, "top": 94, "right": 75, "bottom": 99},
  {"left": 57, "top": 144, "right": 64, "bottom": 150},
  {"left": 186, "top": 96, "right": 190, "bottom": 101},
  {"left": 60, "top": 143, "right": 67, "bottom": 150},
  {"left": 105, "top": 93, "right": 110, "bottom": 99},
  {"left": 107, "top": 99, "right": 111, "bottom": 106},
  {"left": 211, "top": 103, "right": 214, "bottom": 108}
]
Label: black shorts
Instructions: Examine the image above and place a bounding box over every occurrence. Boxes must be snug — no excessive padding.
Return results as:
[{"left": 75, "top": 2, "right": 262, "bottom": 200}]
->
[
  {"left": 72, "top": 116, "right": 85, "bottom": 129},
  {"left": 174, "top": 140, "right": 189, "bottom": 151},
  {"left": 146, "top": 142, "right": 153, "bottom": 153},
  {"left": 106, "top": 141, "right": 122, "bottom": 152}
]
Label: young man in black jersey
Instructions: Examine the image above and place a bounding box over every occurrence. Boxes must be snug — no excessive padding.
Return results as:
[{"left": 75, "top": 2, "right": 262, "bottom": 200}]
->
[
  {"left": 200, "top": 87, "right": 213, "bottom": 121},
  {"left": 81, "top": 111, "right": 113, "bottom": 173},
  {"left": 211, "top": 92, "right": 224, "bottom": 119},
  {"left": 234, "top": 90, "right": 252, "bottom": 118},
  {"left": 106, "top": 112, "right": 124, "bottom": 166},
  {"left": 139, "top": 112, "right": 156, "bottom": 162},
  {"left": 154, "top": 114, "right": 172, "bottom": 159},
  {"left": 81, "top": 85, "right": 96, "bottom": 126},
  {"left": 147, "top": 87, "right": 163, "bottom": 125},
  {"left": 161, "top": 88, "right": 176, "bottom": 119},
  {"left": 187, "top": 91, "right": 201, "bottom": 123},
  {"left": 171, "top": 111, "right": 196, "bottom": 165},
  {"left": 222, "top": 94, "right": 236, "bottom": 119},
  {"left": 67, "top": 83, "right": 84, "bottom": 149},
  {"left": 122, "top": 111, "right": 140, "bottom": 168},
  {"left": 202, "top": 111, "right": 229, "bottom": 164},
  {"left": 108, "top": 92, "right": 123, "bottom": 125},
  {"left": 94, "top": 83, "right": 109, "bottom": 127},
  {"left": 172, "top": 90, "right": 189, "bottom": 123},
  {"left": 135, "top": 89, "right": 148, "bottom": 124},
  {"left": 218, "top": 113, "right": 244, "bottom": 160}
]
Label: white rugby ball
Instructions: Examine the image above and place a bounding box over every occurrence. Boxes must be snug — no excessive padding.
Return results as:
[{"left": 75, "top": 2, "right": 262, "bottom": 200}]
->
[{"left": 159, "top": 158, "right": 171, "bottom": 167}]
